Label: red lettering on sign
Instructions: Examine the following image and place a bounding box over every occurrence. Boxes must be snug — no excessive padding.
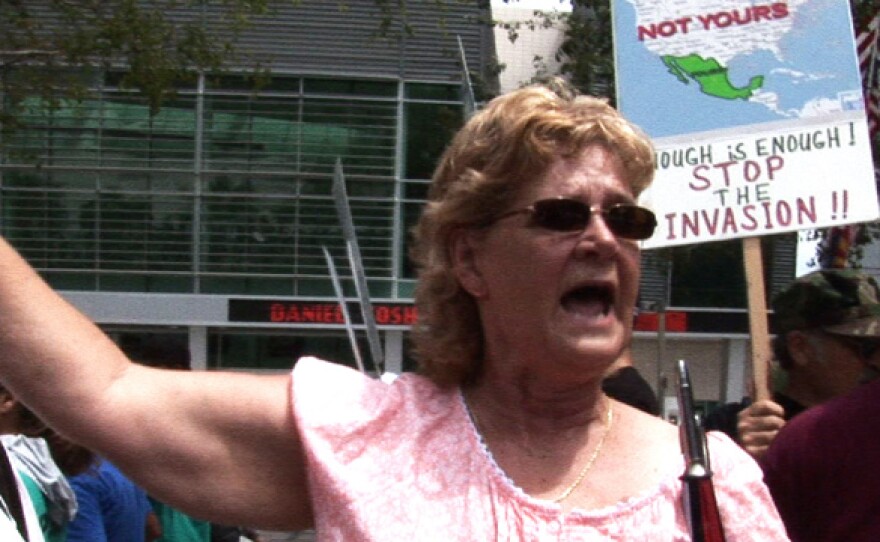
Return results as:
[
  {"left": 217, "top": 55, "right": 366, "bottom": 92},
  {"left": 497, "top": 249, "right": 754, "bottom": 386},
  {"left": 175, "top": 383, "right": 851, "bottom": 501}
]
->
[{"left": 640, "top": 3, "right": 789, "bottom": 40}]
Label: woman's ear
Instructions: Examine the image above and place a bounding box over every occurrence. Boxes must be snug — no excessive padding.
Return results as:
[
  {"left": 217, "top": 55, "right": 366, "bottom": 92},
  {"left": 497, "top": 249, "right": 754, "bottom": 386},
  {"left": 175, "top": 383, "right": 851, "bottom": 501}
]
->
[{"left": 450, "top": 229, "right": 488, "bottom": 298}]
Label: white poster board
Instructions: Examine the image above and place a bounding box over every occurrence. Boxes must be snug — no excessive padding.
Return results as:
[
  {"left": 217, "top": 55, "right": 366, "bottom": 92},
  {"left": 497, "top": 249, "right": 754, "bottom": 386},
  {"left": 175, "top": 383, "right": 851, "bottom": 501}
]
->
[
  {"left": 640, "top": 114, "right": 877, "bottom": 248},
  {"left": 612, "top": 0, "right": 880, "bottom": 249}
]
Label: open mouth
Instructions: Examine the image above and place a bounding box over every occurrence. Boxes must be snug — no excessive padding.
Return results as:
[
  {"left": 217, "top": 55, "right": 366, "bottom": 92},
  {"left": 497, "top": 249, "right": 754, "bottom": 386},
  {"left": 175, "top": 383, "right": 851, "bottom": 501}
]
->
[{"left": 561, "top": 284, "right": 614, "bottom": 318}]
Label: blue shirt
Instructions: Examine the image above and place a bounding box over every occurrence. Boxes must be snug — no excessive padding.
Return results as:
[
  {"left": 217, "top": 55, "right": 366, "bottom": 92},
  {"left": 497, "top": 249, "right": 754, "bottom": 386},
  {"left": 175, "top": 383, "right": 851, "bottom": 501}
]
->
[{"left": 66, "top": 460, "right": 150, "bottom": 542}]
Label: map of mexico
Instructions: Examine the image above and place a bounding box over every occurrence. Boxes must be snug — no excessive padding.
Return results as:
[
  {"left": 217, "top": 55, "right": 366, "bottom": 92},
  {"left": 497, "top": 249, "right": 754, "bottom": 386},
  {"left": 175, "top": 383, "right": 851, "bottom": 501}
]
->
[
  {"left": 638, "top": 3, "right": 793, "bottom": 110},
  {"left": 661, "top": 54, "right": 764, "bottom": 101},
  {"left": 618, "top": 0, "right": 861, "bottom": 134}
]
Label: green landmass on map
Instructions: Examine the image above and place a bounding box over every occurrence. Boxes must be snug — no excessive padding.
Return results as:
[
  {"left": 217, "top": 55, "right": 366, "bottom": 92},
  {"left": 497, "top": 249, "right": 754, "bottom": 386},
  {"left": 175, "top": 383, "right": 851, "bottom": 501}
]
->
[{"left": 661, "top": 54, "right": 764, "bottom": 100}]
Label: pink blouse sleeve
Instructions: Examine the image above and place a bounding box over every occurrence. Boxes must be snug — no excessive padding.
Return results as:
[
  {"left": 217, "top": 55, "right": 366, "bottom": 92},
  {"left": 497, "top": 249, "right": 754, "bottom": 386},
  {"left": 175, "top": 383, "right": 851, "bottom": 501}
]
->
[{"left": 706, "top": 431, "right": 791, "bottom": 541}]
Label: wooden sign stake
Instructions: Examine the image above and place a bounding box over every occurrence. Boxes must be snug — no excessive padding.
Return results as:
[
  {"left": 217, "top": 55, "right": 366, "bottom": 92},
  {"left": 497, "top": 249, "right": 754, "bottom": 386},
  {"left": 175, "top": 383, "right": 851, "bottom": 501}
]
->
[{"left": 742, "top": 237, "right": 772, "bottom": 401}]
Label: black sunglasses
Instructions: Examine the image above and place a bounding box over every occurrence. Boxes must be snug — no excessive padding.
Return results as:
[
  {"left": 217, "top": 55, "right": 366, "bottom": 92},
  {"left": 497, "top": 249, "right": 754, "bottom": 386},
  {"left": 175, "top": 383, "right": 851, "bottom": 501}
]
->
[{"left": 492, "top": 197, "right": 657, "bottom": 240}]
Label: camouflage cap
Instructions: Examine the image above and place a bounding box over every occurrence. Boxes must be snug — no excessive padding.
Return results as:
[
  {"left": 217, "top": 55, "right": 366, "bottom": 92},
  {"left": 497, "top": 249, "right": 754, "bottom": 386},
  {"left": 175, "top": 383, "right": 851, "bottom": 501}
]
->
[{"left": 773, "top": 268, "right": 880, "bottom": 337}]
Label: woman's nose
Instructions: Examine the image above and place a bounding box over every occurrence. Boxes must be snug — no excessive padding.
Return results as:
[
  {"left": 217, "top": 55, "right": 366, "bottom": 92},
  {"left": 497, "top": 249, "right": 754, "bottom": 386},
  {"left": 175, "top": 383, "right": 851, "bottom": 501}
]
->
[{"left": 574, "top": 212, "right": 620, "bottom": 258}]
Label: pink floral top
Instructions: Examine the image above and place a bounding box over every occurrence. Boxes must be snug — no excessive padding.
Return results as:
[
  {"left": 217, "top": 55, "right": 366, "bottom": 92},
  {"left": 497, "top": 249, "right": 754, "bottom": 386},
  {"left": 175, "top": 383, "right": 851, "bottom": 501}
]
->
[{"left": 292, "top": 357, "right": 789, "bottom": 541}]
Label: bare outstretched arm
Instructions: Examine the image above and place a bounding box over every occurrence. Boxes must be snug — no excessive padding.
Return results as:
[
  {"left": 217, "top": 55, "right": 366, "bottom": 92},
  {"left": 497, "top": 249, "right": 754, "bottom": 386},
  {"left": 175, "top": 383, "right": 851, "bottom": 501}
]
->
[{"left": 0, "top": 238, "right": 314, "bottom": 529}]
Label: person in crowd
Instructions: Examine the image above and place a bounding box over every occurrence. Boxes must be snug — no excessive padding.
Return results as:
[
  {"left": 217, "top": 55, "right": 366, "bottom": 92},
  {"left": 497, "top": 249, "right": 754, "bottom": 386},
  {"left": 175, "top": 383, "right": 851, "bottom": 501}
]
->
[
  {"left": 0, "top": 444, "right": 43, "bottom": 541},
  {"left": 39, "top": 433, "right": 97, "bottom": 484},
  {"left": 704, "top": 268, "right": 880, "bottom": 459},
  {"left": 0, "top": 385, "right": 76, "bottom": 542},
  {"left": 761, "top": 328, "right": 880, "bottom": 541},
  {"left": 210, "top": 524, "right": 261, "bottom": 542},
  {"left": 602, "top": 347, "right": 660, "bottom": 415},
  {"left": 0, "top": 79, "right": 788, "bottom": 539},
  {"left": 149, "top": 496, "right": 211, "bottom": 542},
  {"left": 66, "top": 454, "right": 160, "bottom": 542}
]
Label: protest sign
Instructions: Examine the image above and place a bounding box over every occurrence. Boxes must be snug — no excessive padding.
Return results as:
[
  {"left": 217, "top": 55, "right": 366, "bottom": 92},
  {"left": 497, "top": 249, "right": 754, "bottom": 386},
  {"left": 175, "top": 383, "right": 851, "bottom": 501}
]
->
[
  {"left": 643, "top": 116, "right": 875, "bottom": 248},
  {"left": 613, "top": 0, "right": 880, "bottom": 399},
  {"left": 613, "top": 1, "right": 879, "bottom": 249}
]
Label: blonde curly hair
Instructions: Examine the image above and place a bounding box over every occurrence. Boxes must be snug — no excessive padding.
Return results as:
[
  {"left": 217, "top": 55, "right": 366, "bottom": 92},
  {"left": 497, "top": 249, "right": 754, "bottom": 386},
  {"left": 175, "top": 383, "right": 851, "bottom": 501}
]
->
[{"left": 409, "top": 79, "right": 655, "bottom": 387}]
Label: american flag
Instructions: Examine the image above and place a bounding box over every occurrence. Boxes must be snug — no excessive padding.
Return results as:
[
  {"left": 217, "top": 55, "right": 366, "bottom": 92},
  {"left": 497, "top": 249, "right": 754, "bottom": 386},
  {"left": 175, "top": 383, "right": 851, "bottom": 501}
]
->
[
  {"left": 821, "top": 9, "right": 880, "bottom": 269},
  {"left": 821, "top": 222, "right": 857, "bottom": 268},
  {"left": 858, "top": 9, "right": 880, "bottom": 134}
]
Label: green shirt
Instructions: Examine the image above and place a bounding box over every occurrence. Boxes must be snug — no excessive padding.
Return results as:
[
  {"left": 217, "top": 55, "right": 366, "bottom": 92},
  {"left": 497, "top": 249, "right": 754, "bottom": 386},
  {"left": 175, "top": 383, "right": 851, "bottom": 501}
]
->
[
  {"left": 149, "top": 498, "right": 211, "bottom": 542},
  {"left": 21, "top": 471, "right": 66, "bottom": 542}
]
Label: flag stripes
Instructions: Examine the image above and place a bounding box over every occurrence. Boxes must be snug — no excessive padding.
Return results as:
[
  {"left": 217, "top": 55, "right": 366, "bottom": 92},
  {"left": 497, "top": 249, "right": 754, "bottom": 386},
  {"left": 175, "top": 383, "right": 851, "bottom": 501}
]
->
[
  {"left": 821, "top": 9, "right": 880, "bottom": 269},
  {"left": 821, "top": 223, "right": 858, "bottom": 269},
  {"left": 858, "top": 9, "right": 880, "bottom": 135}
]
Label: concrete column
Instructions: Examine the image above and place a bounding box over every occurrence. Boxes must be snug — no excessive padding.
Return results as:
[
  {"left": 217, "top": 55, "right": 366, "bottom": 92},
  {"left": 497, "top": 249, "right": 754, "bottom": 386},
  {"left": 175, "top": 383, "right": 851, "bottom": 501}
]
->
[
  {"left": 189, "top": 326, "right": 208, "bottom": 371},
  {"left": 724, "top": 338, "right": 748, "bottom": 402},
  {"left": 384, "top": 330, "right": 403, "bottom": 375}
]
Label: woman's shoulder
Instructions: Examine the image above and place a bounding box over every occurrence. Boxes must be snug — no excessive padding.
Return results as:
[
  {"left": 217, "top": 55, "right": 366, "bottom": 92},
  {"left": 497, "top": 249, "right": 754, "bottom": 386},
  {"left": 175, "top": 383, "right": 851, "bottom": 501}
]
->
[
  {"left": 592, "top": 402, "right": 681, "bottom": 497},
  {"left": 292, "top": 356, "right": 444, "bottom": 401},
  {"left": 291, "top": 357, "right": 458, "bottom": 433},
  {"left": 613, "top": 401, "right": 679, "bottom": 444},
  {"left": 609, "top": 404, "right": 765, "bottom": 489},
  {"left": 703, "top": 430, "right": 772, "bottom": 494}
]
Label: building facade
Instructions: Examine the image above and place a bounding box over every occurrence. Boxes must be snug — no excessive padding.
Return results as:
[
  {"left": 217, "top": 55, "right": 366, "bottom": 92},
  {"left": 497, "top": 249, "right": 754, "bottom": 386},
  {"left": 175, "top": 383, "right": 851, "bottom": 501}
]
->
[{"left": 1, "top": 1, "right": 495, "bottom": 375}]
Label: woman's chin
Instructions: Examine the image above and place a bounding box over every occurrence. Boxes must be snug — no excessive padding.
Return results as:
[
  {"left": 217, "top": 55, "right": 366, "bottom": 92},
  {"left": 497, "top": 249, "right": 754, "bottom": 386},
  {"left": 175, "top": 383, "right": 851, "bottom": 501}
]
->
[{"left": 553, "top": 334, "right": 626, "bottom": 368}]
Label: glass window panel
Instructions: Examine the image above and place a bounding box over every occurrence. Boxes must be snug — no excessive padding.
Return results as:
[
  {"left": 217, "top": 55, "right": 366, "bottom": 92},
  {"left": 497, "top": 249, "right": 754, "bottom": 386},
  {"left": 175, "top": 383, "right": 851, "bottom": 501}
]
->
[
  {"left": 204, "top": 94, "right": 302, "bottom": 172},
  {"left": 3, "top": 170, "right": 95, "bottom": 190},
  {"left": 200, "top": 193, "right": 309, "bottom": 275},
  {"left": 296, "top": 278, "right": 335, "bottom": 297},
  {"left": 404, "top": 102, "right": 463, "bottom": 179},
  {"left": 2, "top": 175, "right": 97, "bottom": 269},
  {"left": 200, "top": 276, "right": 298, "bottom": 296},
  {"left": 74, "top": 192, "right": 193, "bottom": 273},
  {"left": 111, "top": 331, "right": 192, "bottom": 368},
  {"left": 144, "top": 276, "right": 193, "bottom": 293},
  {"left": 99, "top": 95, "right": 196, "bottom": 170},
  {"left": 300, "top": 97, "right": 397, "bottom": 176},
  {"left": 670, "top": 240, "right": 747, "bottom": 308},
  {"left": 42, "top": 272, "right": 97, "bottom": 291},
  {"left": 669, "top": 236, "right": 777, "bottom": 309},
  {"left": 305, "top": 78, "right": 397, "bottom": 97},
  {"left": 2, "top": 73, "right": 461, "bottom": 298},
  {"left": 298, "top": 178, "right": 333, "bottom": 196},
  {"left": 399, "top": 201, "right": 425, "bottom": 279},
  {"left": 105, "top": 71, "right": 196, "bottom": 91},
  {"left": 403, "top": 181, "right": 429, "bottom": 200},
  {"left": 200, "top": 277, "right": 250, "bottom": 295},
  {"left": 3, "top": 98, "right": 103, "bottom": 167},
  {"left": 2, "top": 175, "right": 193, "bottom": 279},
  {"left": 397, "top": 280, "right": 417, "bottom": 298},
  {"left": 345, "top": 178, "right": 395, "bottom": 199},
  {"left": 207, "top": 331, "right": 366, "bottom": 372},
  {"left": 207, "top": 74, "right": 300, "bottom": 93},
  {"left": 405, "top": 83, "right": 460, "bottom": 101},
  {"left": 100, "top": 274, "right": 149, "bottom": 291}
]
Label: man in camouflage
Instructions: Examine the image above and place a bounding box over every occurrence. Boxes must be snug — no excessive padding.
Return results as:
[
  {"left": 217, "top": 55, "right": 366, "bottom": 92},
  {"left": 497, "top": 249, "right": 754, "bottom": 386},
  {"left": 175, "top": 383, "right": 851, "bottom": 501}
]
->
[
  {"left": 713, "top": 268, "right": 880, "bottom": 458},
  {"left": 759, "top": 269, "right": 880, "bottom": 542}
]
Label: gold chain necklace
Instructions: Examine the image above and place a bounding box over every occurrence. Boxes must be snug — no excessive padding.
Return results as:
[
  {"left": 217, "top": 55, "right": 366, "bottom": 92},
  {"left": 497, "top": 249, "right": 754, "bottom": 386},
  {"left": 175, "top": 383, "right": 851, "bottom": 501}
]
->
[
  {"left": 465, "top": 396, "right": 614, "bottom": 504},
  {"left": 552, "top": 399, "right": 613, "bottom": 503}
]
